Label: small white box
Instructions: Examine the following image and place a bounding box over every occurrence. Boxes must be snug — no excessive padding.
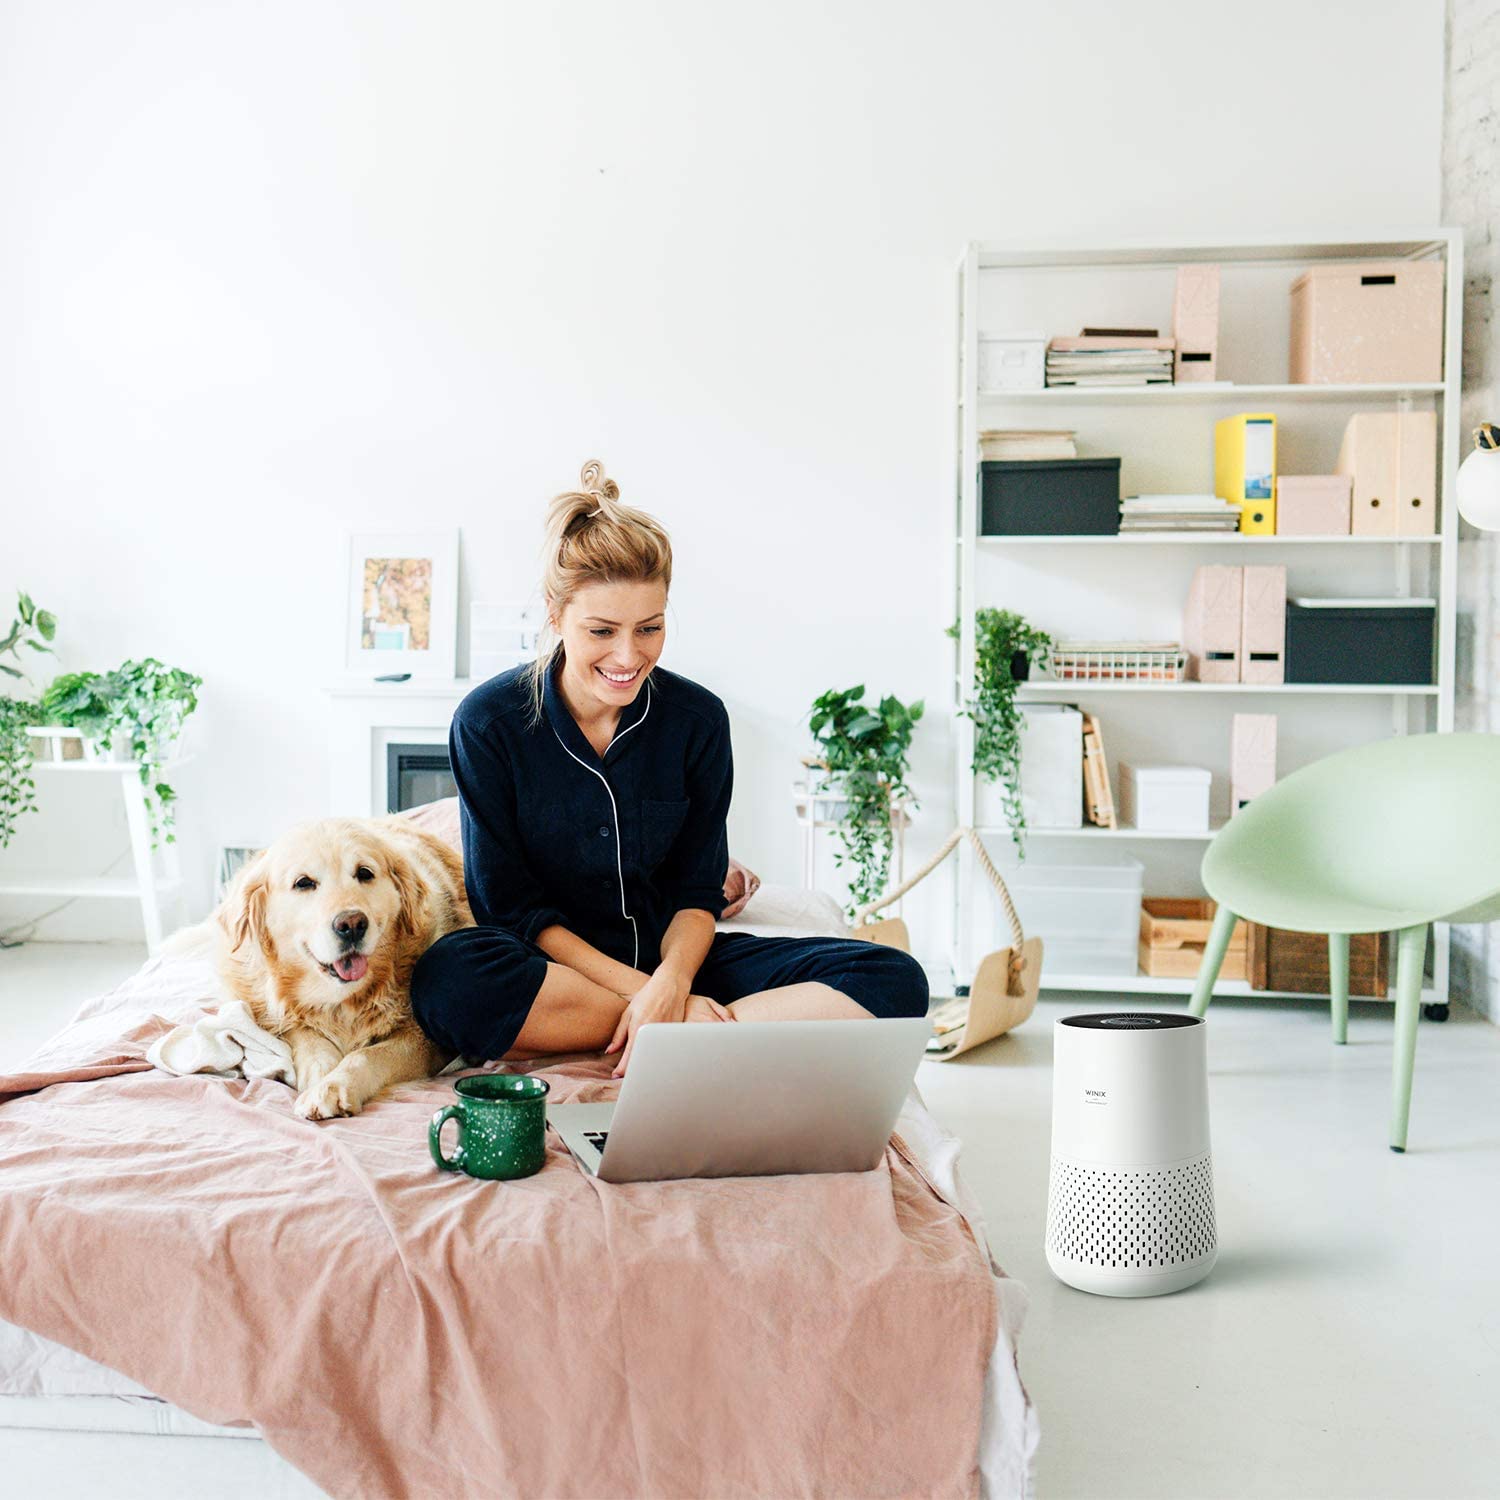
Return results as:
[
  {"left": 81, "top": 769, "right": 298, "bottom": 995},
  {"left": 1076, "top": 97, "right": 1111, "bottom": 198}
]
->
[
  {"left": 978, "top": 332, "right": 1046, "bottom": 392},
  {"left": 471, "top": 601, "right": 541, "bottom": 682},
  {"left": 974, "top": 705, "right": 1082, "bottom": 830},
  {"left": 1118, "top": 764, "right": 1211, "bottom": 833}
]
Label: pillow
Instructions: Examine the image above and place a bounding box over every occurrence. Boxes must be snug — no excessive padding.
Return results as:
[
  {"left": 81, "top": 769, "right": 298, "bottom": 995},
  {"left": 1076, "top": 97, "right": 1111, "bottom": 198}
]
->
[{"left": 400, "top": 797, "right": 763, "bottom": 912}]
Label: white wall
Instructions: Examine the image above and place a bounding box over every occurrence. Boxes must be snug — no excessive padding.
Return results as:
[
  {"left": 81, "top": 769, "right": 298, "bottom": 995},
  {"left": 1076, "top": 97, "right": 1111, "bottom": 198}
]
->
[{"left": 0, "top": 0, "right": 1444, "bottom": 961}]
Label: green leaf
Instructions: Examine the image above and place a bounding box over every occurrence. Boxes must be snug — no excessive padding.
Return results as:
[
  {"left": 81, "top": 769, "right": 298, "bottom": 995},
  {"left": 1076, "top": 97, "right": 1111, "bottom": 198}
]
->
[
  {"left": 35, "top": 610, "right": 56, "bottom": 641},
  {"left": 17, "top": 593, "right": 33, "bottom": 624},
  {"left": 0, "top": 664, "right": 22, "bottom": 679}
]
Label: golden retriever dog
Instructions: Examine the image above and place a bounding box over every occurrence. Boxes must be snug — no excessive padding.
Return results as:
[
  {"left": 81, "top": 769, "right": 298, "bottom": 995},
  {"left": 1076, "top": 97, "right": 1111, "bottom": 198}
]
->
[{"left": 212, "top": 815, "right": 472, "bottom": 1120}]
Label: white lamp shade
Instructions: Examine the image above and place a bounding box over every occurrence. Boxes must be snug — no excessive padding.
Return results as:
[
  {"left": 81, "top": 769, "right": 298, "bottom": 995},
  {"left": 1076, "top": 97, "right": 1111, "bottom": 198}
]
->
[{"left": 1457, "top": 443, "right": 1500, "bottom": 530}]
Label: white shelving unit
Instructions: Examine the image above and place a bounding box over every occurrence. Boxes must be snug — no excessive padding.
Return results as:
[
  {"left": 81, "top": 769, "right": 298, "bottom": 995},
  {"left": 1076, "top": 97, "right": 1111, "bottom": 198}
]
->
[
  {"left": 951, "top": 231, "right": 1462, "bottom": 1004},
  {"left": 1, "top": 732, "right": 187, "bottom": 954}
]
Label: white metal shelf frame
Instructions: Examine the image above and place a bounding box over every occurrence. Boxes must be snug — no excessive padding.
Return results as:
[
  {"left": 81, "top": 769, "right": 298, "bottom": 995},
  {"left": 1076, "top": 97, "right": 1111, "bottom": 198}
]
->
[{"left": 951, "top": 230, "right": 1462, "bottom": 1001}]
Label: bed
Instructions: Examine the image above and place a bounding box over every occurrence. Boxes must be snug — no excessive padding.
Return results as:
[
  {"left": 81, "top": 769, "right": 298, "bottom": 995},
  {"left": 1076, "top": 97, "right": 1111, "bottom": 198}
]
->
[{"left": 0, "top": 887, "right": 1038, "bottom": 1499}]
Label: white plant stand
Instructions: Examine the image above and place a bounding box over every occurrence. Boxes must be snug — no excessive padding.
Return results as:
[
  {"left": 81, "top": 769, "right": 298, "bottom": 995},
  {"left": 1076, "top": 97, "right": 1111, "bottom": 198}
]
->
[
  {"left": 791, "top": 776, "right": 912, "bottom": 899},
  {"left": 2, "top": 728, "right": 186, "bottom": 954}
]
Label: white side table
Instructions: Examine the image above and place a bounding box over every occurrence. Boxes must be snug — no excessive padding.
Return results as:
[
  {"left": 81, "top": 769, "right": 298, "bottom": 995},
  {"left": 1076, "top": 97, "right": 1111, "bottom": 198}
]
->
[
  {"left": 0, "top": 729, "right": 187, "bottom": 954},
  {"left": 790, "top": 778, "right": 912, "bottom": 901}
]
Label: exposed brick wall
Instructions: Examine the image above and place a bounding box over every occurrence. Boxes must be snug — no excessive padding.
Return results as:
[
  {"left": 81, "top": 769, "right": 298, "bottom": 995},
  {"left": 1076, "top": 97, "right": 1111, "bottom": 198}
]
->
[{"left": 1445, "top": 0, "right": 1500, "bottom": 1018}]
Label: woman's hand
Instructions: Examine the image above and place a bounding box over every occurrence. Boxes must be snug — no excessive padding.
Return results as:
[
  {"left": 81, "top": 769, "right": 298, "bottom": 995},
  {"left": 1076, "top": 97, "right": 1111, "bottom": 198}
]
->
[
  {"left": 684, "top": 994, "right": 736, "bottom": 1025},
  {"left": 605, "top": 970, "right": 690, "bottom": 1078}
]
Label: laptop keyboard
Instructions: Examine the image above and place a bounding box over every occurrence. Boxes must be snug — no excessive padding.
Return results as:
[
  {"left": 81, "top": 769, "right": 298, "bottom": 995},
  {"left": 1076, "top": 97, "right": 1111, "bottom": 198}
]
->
[{"left": 583, "top": 1130, "right": 610, "bottom": 1151}]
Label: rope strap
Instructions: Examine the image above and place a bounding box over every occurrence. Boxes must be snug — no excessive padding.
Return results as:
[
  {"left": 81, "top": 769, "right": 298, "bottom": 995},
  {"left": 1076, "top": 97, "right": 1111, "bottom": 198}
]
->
[{"left": 854, "top": 827, "right": 1025, "bottom": 952}]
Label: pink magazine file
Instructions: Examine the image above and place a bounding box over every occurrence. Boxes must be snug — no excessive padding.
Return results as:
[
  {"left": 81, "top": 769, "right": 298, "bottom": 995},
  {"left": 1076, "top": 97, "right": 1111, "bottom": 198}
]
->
[
  {"left": 1184, "top": 564, "right": 1243, "bottom": 683},
  {"left": 1240, "top": 565, "right": 1286, "bottom": 684},
  {"left": 1172, "top": 264, "right": 1220, "bottom": 383},
  {"left": 1231, "top": 713, "right": 1278, "bottom": 813}
]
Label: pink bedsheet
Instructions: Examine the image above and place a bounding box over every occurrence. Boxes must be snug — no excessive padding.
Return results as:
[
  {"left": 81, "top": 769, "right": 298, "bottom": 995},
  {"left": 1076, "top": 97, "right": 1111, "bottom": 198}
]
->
[{"left": 0, "top": 992, "right": 999, "bottom": 1499}]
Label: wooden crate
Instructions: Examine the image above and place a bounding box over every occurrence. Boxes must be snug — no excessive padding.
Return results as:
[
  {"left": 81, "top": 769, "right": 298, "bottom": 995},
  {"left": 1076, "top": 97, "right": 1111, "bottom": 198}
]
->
[
  {"left": 1247, "top": 925, "right": 1391, "bottom": 998},
  {"left": 1138, "top": 898, "right": 1248, "bottom": 980}
]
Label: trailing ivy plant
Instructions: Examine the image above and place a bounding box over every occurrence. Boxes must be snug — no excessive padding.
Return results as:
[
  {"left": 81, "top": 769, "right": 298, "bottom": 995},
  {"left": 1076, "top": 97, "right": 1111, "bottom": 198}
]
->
[
  {"left": 98, "top": 659, "right": 202, "bottom": 848},
  {"left": 948, "top": 608, "right": 1054, "bottom": 855},
  {"left": 0, "top": 592, "right": 57, "bottom": 849},
  {"left": 808, "top": 685, "right": 923, "bottom": 918}
]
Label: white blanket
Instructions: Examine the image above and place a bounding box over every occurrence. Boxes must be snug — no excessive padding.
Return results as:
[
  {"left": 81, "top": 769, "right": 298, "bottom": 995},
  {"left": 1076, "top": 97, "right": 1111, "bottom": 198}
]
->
[{"left": 145, "top": 999, "right": 296, "bottom": 1086}]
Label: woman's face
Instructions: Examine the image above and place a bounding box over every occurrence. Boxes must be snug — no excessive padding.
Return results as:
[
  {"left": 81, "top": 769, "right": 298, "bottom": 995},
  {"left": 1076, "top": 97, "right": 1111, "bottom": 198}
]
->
[{"left": 553, "top": 578, "right": 669, "bottom": 715}]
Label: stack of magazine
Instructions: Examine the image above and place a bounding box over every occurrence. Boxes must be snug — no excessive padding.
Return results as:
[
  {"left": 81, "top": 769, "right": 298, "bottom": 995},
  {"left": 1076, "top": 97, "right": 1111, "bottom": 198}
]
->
[
  {"left": 1046, "top": 331, "right": 1175, "bottom": 387},
  {"left": 1120, "top": 494, "right": 1242, "bottom": 533},
  {"left": 979, "top": 429, "right": 1077, "bottom": 461}
]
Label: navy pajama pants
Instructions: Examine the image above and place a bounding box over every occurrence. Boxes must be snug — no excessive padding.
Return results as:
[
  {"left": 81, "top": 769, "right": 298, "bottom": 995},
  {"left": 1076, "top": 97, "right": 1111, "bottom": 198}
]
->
[{"left": 410, "top": 927, "right": 930, "bottom": 1063}]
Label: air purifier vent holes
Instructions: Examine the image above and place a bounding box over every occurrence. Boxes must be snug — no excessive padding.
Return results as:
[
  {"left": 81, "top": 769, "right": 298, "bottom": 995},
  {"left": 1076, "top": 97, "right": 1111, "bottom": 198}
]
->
[{"left": 1045, "top": 1158, "right": 1217, "bottom": 1270}]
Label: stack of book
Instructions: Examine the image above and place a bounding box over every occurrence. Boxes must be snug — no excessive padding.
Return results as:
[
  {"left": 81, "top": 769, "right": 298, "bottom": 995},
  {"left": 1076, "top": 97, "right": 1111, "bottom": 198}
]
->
[
  {"left": 1120, "top": 495, "right": 1242, "bottom": 533},
  {"left": 1046, "top": 331, "right": 1176, "bottom": 387},
  {"left": 978, "top": 429, "right": 1077, "bottom": 461}
]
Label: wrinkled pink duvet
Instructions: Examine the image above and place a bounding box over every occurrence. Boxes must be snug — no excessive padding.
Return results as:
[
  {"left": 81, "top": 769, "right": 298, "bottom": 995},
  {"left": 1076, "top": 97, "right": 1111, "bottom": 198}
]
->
[{"left": 0, "top": 980, "right": 999, "bottom": 1499}]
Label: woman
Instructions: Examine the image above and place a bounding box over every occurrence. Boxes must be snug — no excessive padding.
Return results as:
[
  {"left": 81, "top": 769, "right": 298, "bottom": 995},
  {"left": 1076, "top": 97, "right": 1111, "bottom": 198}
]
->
[{"left": 411, "top": 461, "right": 928, "bottom": 1078}]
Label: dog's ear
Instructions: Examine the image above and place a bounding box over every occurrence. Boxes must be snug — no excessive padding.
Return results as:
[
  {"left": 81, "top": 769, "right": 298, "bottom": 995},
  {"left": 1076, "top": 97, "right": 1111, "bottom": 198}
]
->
[
  {"left": 387, "top": 849, "right": 422, "bottom": 940},
  {"left": 220, "top": 852, "right": 275, "bottom": 960}
]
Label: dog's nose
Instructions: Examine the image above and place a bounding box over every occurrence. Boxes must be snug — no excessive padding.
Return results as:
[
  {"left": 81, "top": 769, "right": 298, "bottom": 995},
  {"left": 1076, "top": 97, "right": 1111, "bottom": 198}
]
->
[{"left": 332, "top": 909, "right": 368, "bottom": 945}]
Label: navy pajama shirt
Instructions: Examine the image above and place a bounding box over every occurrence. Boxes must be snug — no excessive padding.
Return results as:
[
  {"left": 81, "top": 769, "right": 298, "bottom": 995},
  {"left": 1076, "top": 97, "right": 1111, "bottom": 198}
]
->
[{"left": 410, "top": 659, "right": 929, "bottom": 1063}]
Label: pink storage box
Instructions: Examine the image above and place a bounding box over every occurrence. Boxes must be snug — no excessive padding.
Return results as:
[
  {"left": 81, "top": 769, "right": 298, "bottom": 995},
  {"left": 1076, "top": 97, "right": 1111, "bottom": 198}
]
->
[
  {"left": 1289, "top": 260, "right": 1444, "bottom": 384},
  {"left": 1276, "top": 474, "right": 1352, "bottom": 535}
]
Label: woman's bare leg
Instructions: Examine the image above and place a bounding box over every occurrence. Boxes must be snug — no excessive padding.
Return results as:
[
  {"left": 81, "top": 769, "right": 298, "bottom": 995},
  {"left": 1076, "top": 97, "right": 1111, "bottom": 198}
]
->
[
  {"left": 725, "top": 982, "right": 873, "bottom": 1022},
  {"left": 504, "top": 965, "right": 628, "bottom": 1059}
]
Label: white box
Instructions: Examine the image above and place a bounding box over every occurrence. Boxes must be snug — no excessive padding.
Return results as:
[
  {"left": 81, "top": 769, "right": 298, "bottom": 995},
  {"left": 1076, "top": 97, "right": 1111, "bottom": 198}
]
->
[
  {"left": 974, "top": 705, "right": 1083, "bottom": 830},
  {"left": 1118, "top": 764, "right": 1212, "bottom": 833},
  {"left": 969, "top": 845, "right": 1144, "bottom": 977},
  {"left": 471, "top": 601, "right": 541, "bottom": 683},
  {"left": 978, "top": 332, "right": 1046, "bottom": 393}
]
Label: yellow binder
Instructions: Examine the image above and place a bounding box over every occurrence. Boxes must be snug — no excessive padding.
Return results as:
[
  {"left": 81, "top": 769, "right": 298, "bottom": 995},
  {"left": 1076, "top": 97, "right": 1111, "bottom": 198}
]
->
[{"left": 1215, "top": 412, "right": 1277, "bottom": 533}]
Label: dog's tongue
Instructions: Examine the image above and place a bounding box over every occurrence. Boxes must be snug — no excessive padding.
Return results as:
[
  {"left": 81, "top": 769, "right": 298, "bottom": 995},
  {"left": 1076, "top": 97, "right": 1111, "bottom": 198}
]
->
[{"left": 334, "top": 953, "right": 369, "bottom": 983}]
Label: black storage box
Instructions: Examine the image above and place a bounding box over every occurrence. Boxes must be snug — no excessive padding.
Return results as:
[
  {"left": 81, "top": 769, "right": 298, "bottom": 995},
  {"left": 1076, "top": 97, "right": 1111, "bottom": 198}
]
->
[
  {"left": 1284, "top": 599, "right": 1436, "bottom": 685},
  {"left": 979, "top": 457, "right": 1121, "bottom": 536}
]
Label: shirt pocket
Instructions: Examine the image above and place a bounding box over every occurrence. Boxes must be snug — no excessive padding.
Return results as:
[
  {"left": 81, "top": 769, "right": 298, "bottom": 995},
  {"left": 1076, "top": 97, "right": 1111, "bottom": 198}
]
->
[{"left": 639, "top": 798, "right": 690, "bottom": 870}]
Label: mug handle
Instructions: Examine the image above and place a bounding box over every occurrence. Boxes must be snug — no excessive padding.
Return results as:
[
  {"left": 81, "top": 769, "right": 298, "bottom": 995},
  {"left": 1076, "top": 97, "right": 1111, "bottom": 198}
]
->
[{"left": 429, "top": 1104, "right": 466, "bottom": 1172}]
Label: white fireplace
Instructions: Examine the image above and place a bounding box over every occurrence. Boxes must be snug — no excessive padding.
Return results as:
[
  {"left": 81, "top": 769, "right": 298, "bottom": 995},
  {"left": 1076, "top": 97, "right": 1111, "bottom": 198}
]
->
[{"left": 326, "top": 678, "right": 472, "bottom": 817}]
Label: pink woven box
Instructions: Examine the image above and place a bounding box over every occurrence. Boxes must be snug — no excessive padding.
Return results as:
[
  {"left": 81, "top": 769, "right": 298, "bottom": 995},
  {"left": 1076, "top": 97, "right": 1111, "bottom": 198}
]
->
[
  {"left": 1289, "top": 260, "right": 1443, "bottom": 384},
  {"left": 1276, "top": 475, "right": 1352, "bottom": 535}
]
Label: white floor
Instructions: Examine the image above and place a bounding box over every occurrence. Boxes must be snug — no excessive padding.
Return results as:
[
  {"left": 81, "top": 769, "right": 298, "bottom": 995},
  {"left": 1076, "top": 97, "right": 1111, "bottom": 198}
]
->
[{"left": 3, "top": 942, "right": 1500, "bottom": 1499}]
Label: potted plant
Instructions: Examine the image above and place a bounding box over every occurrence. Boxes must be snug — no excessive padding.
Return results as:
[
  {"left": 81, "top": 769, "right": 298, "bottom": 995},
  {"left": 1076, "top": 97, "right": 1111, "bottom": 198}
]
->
[
  {"left": 91, "top": 659, "right": 202, "bottom": 847},
  {"left": 808, "top": 685, "right": 924, "bottom": 918},
  {"left": 0, "top": 592, "right": 57, "bottom": 849},
  {"left": 949, "top": 609, "right": 1054, "bottom": 854},
  {"left": 0, "top": 590, "right": 203, "bottom": 853}
]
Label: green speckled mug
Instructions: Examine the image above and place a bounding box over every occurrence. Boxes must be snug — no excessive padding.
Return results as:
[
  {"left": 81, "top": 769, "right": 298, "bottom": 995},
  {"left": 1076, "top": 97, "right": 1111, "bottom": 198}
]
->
[{"left": 429, "top": 1073, "right": 550, "bottom": 1180}]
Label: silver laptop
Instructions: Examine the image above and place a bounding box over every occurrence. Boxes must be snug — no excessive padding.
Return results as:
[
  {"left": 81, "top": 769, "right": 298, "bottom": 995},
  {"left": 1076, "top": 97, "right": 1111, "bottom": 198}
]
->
[{"left": 549, "top": 1018, "right": 931, "bottom": 1183}]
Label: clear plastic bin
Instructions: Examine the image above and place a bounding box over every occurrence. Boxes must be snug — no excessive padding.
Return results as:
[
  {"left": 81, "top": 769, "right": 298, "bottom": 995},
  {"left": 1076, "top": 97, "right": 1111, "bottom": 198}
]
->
[{"left": 974, "top": 843, "right": 1144, "bottom": 978}]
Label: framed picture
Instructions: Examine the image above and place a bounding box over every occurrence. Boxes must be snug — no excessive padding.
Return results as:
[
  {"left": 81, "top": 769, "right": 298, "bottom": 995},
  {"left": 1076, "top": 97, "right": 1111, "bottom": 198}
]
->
[{"left": 343, "top": 530, "right": 459, "bottom": 678}]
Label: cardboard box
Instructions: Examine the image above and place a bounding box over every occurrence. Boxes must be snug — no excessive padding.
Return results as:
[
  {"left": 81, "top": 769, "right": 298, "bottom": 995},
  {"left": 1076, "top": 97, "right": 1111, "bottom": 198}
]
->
[
  {"left": 1276, "top": 475, "right": 1352, "bottom": 535},
  {"left": 1139, "top": 899, "right": 1248, "bottom": 980},
  {"left": 1289, "top": 259, "right": 1444, "bottom": 384}
]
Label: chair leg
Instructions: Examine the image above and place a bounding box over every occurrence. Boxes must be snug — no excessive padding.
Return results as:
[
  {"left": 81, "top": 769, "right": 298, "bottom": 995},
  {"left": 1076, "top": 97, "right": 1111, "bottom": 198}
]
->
[
  {"left": 1329, "top": 933, "right": 1350, "bottom": 1045},
  {"left": 1389, "top": 923, "right": 1428, "bottom": 1154},
  {"left": 1189, "top": 904, "right": 1239, "bottom": 1018}
]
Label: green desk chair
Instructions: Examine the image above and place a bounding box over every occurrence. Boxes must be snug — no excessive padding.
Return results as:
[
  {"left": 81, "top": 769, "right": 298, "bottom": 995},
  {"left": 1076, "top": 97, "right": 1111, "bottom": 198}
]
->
[{"left": 1188, "top": 732, "right": 1500, "bottom": 1152}]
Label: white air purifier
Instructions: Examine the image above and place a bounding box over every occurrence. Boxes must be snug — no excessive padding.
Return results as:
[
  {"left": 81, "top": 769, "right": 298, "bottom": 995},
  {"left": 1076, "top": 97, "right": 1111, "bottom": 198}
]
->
[{"left": 1045, "top": 1012, "right": 1217, "bottom": 1297}]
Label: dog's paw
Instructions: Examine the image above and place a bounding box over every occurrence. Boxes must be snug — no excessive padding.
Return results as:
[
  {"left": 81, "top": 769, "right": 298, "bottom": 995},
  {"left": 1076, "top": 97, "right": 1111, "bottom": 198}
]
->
[{"left": 294, "top": 1072, "right": 365, "bottom": 1121}]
